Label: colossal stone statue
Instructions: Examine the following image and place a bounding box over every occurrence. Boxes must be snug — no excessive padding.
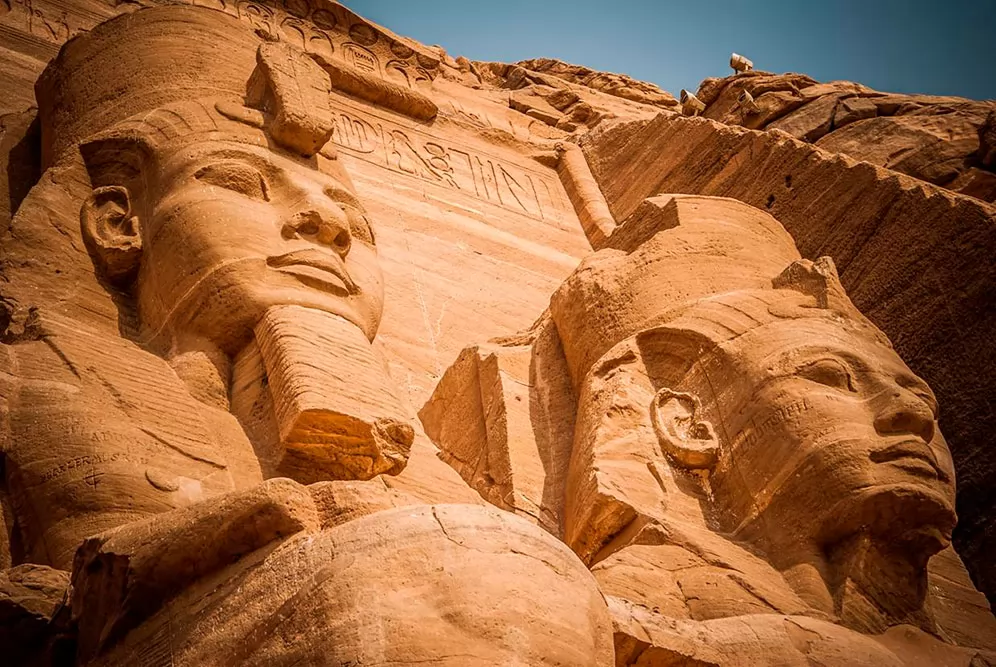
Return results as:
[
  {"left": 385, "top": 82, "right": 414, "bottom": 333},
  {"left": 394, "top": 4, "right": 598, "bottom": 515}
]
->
[
  {"left": 0, "top": 5, "right": 614, "bottom": 665},
  {"left": 0, "top": 2, "right": 402, "bottom": 572},
  {"left": 423, "top": 194, "right": 996, "bottom": 664},
  {"left": 0, "top": 1, "right": 994, "bottom": 665}
]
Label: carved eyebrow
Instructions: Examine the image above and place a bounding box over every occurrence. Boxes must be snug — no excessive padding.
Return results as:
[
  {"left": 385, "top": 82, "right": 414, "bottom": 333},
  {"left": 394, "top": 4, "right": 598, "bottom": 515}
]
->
[
  {"left": 773, "top": 346, "right": 938, "bottom": 408},
  {"left": 191, "top": 146, "right": 366, "bottom": 211},
  {"left": 211, "top": 148, "right": 276, "bottom": 171},
  {"left": 771, "top": 346, "right": 866, "bottom": 374},
  {"left": 202, "top": 147, "right": 361, "bottom": 200}
]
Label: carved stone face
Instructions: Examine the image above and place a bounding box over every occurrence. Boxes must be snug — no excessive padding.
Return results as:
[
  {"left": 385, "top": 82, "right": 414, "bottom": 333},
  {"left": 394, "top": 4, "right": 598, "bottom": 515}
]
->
[
  {"left": 134, "top": 140, "right": 384, "bottom": 352},
  {"left": 705, "top": 316, "right": 957, "bottom": 553}
]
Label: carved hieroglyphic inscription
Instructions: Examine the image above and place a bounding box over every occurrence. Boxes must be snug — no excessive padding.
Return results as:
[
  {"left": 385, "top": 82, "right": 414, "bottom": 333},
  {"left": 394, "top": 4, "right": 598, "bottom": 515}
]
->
[
  {"left": 331, "top": 100, "right": 570, "bottom": 226},
  {"left": 1, "top": 0, "right": 437, "bottom": 90},
  {"left": 343, "top": 42, "right": 377, "bottom": 74},
  {"left": 228, "top": 0, "right": 434, "bottom": 87},
  {"left": 2, "top": 0, "right": 92, "bottom": 44},
  {"left": 40, "top": 452, "right": 139, "bottom": 484}
]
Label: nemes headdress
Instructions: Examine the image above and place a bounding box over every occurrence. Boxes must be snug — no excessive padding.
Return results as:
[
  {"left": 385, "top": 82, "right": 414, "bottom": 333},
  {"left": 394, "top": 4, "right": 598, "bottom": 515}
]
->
[
  {"left": 549, "top": 194, "right": 889, "bottom": 389},
  {"left": 37, "top": 5, "right": 351, "bottom": 185}
]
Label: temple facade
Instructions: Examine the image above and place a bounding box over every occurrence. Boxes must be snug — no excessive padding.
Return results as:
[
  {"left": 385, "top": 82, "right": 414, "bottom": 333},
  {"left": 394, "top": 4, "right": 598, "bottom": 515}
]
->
[{"left": 0, "top": 2, "right": 994, "bottom": 665}]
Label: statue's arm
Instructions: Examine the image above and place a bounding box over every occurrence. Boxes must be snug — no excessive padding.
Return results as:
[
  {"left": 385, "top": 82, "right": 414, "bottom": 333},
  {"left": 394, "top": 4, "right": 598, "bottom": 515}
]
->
[{"left": 71, "top": 478, "right": 320, "bottom": 655}]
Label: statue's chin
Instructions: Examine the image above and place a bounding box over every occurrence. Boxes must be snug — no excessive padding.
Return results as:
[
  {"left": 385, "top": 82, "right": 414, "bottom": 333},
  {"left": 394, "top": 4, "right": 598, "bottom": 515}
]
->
[{"left": 819, "top": 483, "right": 956, "bottom": 556}]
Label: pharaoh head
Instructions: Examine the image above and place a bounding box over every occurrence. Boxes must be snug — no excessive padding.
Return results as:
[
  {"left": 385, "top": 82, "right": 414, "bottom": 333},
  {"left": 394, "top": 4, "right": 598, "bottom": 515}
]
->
[
  {"left": 553, "top": 195, "right": 956, "bottom": 591},
  {"left": 38, "top": 6, "right": 383, "bottom": 357},
  {"left": 639, "top": 265, "right": 956, "bottom": 556},
  {"left": 79, "top": 109, "right": 384, "bottom": 355}
]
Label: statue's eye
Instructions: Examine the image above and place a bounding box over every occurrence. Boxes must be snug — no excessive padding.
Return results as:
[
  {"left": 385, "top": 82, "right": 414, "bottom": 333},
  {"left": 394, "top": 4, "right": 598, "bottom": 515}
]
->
[
  {"left": 194, "top": 162, "right": 269, "bottom": 201},
  {"left": 797, "top": 358, "right": 855, "bottom": 392}
]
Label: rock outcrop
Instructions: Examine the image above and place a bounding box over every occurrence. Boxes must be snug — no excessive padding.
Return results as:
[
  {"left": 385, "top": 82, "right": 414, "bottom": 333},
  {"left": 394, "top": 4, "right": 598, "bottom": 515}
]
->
[
  {"left": 515, "top": 57, "right": 679, "bottom": 109},
  {"left": 471, "top": 58, "right": 666, "bottom": 134},
  {"left": 697, "top": 71, "right": 996, "bottom": 202}
]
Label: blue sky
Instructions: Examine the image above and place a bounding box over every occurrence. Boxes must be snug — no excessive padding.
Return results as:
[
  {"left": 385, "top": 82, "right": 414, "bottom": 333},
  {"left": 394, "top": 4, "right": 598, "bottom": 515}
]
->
[{"left": 344, "top": 0, "right": 996, "bottom": 100}]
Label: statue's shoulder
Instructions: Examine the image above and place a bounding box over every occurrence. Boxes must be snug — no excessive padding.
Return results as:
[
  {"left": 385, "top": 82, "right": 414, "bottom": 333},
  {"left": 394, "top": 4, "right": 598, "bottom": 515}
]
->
[{"left": 592, "top": 521, "right": 814, "bottom": 623}]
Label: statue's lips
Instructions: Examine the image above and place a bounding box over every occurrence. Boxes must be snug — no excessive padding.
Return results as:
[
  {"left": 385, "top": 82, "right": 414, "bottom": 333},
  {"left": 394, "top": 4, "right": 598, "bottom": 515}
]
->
[
  {"left": 871, "top": 440, "right": 947, "bottom": 481},
  {"left": 266, "top": 250, "right": 357, "bottom": 295}
]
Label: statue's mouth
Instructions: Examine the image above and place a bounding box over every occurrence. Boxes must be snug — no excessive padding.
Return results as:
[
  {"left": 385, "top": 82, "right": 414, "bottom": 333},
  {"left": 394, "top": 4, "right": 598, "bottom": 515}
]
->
[
  {"left": 267, "top": 249, "right": 357, "bottom": 295},
  {"left": 870, "top": 439, "right": 948, "bottom": 482}
]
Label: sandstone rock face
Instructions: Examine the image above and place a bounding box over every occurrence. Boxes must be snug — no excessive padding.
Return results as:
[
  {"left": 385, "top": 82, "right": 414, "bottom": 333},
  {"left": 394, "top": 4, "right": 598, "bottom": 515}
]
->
[
  {"left": 0, "top": 564, "right": 72, "bottom": 665},
  {"left": 698, "top": 71, "right": 996, "bottom": 202},
  {"left": 0, "top": 1, "right": 994, "bottom": 665},
  {"left": 473, "top": 59, "right": 663, "bottom": 135},
  {"left": 515, "top": 57, "right": 679, "bottom": 109}
]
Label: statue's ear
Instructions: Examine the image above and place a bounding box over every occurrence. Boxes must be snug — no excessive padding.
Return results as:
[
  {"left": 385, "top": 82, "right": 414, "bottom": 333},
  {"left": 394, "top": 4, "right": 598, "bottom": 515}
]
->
[
  {"left": 80, "top": 185, "right": 143, "bottom": 284},
  {"left": 650, "top": 388, "right": 719, "bottom": 470},
  {"left": 79, "top": 133, "right": 153, "bottom": 285}
]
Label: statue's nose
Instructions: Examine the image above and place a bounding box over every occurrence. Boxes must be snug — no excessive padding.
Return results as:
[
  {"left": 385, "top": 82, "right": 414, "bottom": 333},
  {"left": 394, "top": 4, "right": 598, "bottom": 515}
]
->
[
  {"left": 873, "top": 385, "right": 935, "bottom": 443},
  {"left": 282, "top": 197, "right": 352, "bottom": 259}
]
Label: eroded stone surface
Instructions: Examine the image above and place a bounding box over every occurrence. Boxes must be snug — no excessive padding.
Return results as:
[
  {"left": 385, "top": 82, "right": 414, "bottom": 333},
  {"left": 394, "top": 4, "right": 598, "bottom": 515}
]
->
[
  {"left": 0, "top": 1, "right": 994, "bottom": 665},
  {"left": 697, "top": 71, "right": 996, "bottom": 202}
]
